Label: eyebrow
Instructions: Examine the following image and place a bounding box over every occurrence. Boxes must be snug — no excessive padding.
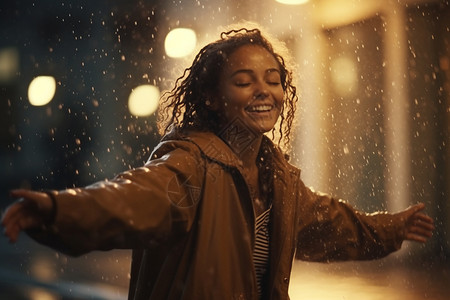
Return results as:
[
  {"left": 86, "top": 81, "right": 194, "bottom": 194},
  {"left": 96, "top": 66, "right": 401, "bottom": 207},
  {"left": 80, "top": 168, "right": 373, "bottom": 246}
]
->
[{"left": 230, "top": 68, "right": 281, "bottom": 78}]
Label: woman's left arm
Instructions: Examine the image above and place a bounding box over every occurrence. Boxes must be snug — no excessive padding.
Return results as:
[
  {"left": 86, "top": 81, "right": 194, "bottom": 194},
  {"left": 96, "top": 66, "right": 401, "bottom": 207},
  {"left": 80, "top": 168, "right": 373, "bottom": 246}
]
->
[{"left": 295, "top": 182, "right": 435, "bottom": 262}]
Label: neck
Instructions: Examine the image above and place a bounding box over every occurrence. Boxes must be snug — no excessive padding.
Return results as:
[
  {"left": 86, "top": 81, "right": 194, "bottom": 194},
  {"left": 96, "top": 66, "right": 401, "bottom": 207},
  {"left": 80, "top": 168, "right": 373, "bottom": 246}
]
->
[
  {"left": 222, "top": 133, "right": 263, "bottom": 169},
  {"left": 214, "top": 119, "right": 264, "bottom": 169}
]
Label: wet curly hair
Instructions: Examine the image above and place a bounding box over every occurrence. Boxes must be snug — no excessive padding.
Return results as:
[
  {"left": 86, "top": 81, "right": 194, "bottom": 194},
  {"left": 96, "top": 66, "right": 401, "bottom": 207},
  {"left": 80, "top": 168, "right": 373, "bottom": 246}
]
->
[{"left": 158, "top": 26, "right": 298, "bottom": 150}]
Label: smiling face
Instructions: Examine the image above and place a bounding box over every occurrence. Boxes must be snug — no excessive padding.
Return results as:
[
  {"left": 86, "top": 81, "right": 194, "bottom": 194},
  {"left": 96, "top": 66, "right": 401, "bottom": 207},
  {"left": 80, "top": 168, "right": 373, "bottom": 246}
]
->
[{"left": 214, "top": 45, "right": 284, "bottom": 135}]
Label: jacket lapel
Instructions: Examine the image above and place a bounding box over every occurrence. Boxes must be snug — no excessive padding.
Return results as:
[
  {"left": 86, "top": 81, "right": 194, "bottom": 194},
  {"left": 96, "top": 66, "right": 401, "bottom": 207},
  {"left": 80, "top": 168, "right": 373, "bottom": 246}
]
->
[{"left": 266, "top": 140, "right": 300, "bottom": 297}]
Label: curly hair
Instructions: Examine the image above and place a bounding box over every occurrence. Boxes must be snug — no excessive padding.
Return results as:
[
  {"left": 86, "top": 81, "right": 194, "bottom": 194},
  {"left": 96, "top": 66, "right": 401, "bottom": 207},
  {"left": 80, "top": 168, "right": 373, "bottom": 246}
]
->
[{"left": 157, "top": 26, "right": 298, "bottom": 150}]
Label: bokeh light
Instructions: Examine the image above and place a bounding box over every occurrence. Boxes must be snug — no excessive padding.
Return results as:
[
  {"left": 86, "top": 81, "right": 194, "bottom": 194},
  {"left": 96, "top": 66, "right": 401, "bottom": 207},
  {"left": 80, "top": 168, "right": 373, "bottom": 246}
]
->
[
  {"left": 330, "top": 56, "right": 358, "bottom": 96},
  {"left": 27, "top": 76, "right": 56, "bottom": 106},
  {"left": 164, "top": 28, "right": 197, "bottom": 58},
  {"left": 0, "top": 47, "right": 19, "bottom": 84},
  {"left": 128, "top": 84, "right": 160, "bottom": 117}
]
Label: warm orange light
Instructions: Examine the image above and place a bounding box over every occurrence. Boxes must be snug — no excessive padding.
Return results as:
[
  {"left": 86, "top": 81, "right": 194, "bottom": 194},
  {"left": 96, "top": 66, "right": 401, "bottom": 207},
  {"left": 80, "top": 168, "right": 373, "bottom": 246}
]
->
[
  {"left": 330, "top": 56, "right": 357, "bottom": 96},
  {"left": 0, "top": 47, "right": 19, "bottom": 84}
]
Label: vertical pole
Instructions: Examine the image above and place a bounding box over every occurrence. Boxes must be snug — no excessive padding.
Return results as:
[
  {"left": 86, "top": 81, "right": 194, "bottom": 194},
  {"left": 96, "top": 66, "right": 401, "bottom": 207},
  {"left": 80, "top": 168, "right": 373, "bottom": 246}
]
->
[
  {"left": 293, "top": 6, "right": 328, "bottom": 191},
  {"left": 383, "top": 5, "right": 410, "bottom": 214}
]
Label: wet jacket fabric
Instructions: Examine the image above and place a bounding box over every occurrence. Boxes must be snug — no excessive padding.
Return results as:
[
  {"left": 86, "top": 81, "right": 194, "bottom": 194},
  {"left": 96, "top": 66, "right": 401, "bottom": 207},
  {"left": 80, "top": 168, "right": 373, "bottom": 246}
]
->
[{"left": 30, "top": 129, "right": 404, "bottom": 300}]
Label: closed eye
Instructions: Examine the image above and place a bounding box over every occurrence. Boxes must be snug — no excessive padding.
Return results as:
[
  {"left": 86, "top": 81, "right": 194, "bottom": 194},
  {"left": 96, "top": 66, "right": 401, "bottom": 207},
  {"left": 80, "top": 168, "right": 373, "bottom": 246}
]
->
[{"left": 235, "top": 82, "right": 251, "bottom": 87}]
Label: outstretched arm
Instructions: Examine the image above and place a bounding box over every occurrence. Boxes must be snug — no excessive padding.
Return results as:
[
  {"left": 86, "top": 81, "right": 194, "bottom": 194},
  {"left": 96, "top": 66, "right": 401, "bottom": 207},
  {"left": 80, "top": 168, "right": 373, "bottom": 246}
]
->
[
  {"left": 396, "top": 203, "right": 434, "bottom": 243},
  {"left": 295, "top": 181, "right": 436, "bottom": 262},
  {"left": 2, "top": 140, "right": 206, "bottom": 256},
  {"left": 2, "top": 189, "right": 54, "bottom": 243}
]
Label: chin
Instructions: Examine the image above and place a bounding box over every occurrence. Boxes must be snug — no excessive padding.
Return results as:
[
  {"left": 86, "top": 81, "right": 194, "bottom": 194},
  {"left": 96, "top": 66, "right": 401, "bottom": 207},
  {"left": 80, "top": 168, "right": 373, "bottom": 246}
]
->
[{"left": 252, "top": 123, "right": 276, "bottom": 134}]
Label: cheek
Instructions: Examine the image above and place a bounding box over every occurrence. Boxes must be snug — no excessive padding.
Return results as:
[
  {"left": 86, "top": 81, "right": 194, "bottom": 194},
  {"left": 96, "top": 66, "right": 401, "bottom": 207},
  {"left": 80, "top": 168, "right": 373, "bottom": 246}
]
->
[
  {"left": 226, "top": 89, "right": 253, "bottom": 105},
  {"left": 275, "top": 90, "right": 284, "bottom": 106}
]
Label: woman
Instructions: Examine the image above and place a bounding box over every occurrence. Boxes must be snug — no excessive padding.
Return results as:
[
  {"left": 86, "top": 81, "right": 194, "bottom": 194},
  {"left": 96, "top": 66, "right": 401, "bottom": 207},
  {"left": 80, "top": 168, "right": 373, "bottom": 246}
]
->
[{"left": 2, "top": 27, "right": 434, "bottom": 300}]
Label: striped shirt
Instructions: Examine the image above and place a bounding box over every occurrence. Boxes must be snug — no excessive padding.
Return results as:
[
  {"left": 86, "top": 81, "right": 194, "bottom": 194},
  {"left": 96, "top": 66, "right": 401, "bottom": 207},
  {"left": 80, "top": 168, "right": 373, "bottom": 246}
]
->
[{"left": 254, "top": 205, "right": 272, "bottom": 297}]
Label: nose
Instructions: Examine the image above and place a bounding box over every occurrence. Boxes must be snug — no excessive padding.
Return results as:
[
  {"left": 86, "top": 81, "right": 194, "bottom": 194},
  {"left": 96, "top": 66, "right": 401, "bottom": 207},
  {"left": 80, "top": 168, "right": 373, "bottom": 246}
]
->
[{"left": 253, "top": 81, "right": 269, "bottom": 100}]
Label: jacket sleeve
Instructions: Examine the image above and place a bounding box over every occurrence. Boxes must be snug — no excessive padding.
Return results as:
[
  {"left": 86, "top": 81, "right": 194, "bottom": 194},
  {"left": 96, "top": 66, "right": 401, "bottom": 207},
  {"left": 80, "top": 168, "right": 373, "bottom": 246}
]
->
[
  {"left": 295, "top": 179, "right": 404, "bottom": 262},
  {"left": 27, "top": 141, "right": 205, "bottom": 256}
]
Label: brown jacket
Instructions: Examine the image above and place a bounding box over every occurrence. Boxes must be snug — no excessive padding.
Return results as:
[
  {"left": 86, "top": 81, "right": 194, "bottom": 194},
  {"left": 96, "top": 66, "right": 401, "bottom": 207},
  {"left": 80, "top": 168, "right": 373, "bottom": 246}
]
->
[{"left": 30, "top": 130, "right": 404, "bottom": 300}]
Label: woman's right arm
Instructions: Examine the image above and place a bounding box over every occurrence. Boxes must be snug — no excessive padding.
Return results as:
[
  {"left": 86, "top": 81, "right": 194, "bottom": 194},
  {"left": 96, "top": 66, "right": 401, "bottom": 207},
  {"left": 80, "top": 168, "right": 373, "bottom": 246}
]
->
[{"left": 1, "top": 141, "right": 205, "bottom": 256}]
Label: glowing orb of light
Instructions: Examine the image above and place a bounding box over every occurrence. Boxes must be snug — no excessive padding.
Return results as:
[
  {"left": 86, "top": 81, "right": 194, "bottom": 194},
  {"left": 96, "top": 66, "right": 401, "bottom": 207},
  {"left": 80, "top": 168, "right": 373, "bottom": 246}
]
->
[
  {"left": 28, "top": 76, "right": 56, "bottom": 106},
  {"left": 128, "top": 84, "right": 160, "bottom": 117},
  {"left": 164, "top": 28, "right": 197, "bottom": 58}
]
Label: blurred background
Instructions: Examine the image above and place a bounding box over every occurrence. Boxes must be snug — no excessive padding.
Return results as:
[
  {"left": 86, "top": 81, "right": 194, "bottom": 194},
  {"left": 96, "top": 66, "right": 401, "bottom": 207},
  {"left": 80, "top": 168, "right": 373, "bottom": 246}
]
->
[{"left": 0, "top": 0, "right": 449, "bottom": 299}]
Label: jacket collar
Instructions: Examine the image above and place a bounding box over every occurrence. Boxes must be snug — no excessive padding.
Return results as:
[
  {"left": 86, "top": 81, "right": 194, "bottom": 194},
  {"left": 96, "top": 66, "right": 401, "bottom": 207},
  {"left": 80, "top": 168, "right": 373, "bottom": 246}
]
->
[
  {"left": 160, "top": 128, "right": 297, "bottom": 175},
  {"left": 182, "top": 130, "right": 241, "bottom": 168}
]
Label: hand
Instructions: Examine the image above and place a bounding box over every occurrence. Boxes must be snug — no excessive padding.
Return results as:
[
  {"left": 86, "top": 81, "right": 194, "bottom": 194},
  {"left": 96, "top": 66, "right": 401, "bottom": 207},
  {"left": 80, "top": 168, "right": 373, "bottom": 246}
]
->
[
  {"left": 1, "top": 189, "right": 54, "bottom": 243},
  {"left": 397, "top": 203, "right": 435, "bottom": 243}
]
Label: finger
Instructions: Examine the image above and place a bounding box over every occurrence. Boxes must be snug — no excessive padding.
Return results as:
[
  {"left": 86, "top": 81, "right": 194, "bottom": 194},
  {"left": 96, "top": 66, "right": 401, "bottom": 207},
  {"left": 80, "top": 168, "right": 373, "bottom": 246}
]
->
[
  {"left": 417, "top": 221, "right": 435, "bottom": 232},
  {"left": 5, "top": 207, "right": 29, "bottom": 233},
  {"left": 8, "top": 200, "right": 45, "bottom": 230},
  {"left": 1, "top": 201, "right": 27, "bottom": 227},
  {"left": 411, "top": 214, "right": 435, "bottom": 231},
  {"left": 9, "top": 189, "right": 29, "bottom": 200},
  {"left": 1, "top": 198, "right": 39, "bottom": 226},
  {"left": 4, "top": 212, "right": 41, "bottom": 243},
  {"left": 4, "top": 223, "right": 20, "bottom": 243},
  {"left": 406, "top": 226, "right": 434, "bottom": 242},
  {"left": 409, "top": 225, "right": 433, "bottom": 238},
  {"left": 9, "top": 190, "right": 52, "bottom": 215},
  {"left": 408, "top": 203, "right": 426, "bottom": 214},
  {"left": 399, "top": 203, "right": 426, "bottom": 222},
  {"left": 2, "top": 191, "right": 36, "bottom": 225},
  {"left": 10, "top": 189, "right": 44, "bottom": 201},
  {"left": 405, "top": 232, "right": 429, "bottom": 243},
  {"left": 2, "top": 200, "right": 40, "bottom": 232},
  {"left": 2, "top": 204, "right": 27, "bottom": 237},
  {"left": 415, "top": 213, "right": 434, "bottom": 225},
  {"left": 3, "top": 215, "right": 26, "bottom": 243}
]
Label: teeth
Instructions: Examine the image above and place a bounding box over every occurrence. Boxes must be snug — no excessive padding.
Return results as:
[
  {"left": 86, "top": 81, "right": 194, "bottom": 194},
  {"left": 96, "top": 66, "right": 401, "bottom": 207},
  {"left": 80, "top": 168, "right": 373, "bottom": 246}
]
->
[{"left": 247, "top": 105, "right": 272, "bottom": 112}]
